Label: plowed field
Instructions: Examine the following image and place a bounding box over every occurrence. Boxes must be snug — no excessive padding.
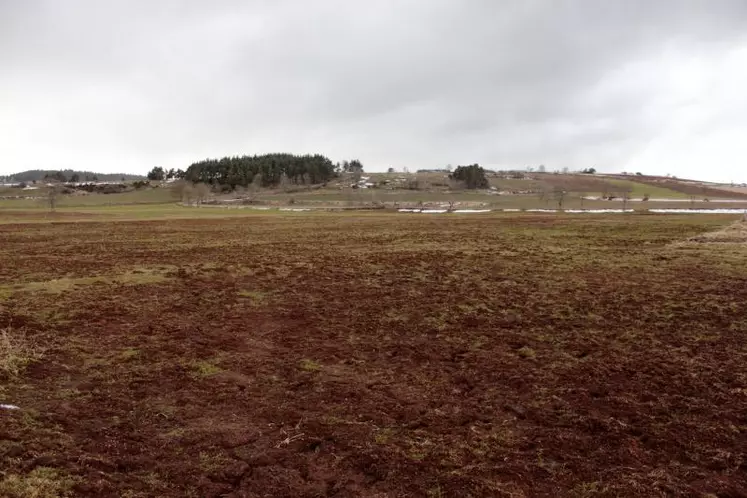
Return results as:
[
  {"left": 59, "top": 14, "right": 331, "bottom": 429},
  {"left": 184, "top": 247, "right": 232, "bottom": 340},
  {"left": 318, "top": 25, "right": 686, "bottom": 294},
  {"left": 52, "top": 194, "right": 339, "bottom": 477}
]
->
[{"left": 1, "top": 213, "right": 746, "bottom": 497}]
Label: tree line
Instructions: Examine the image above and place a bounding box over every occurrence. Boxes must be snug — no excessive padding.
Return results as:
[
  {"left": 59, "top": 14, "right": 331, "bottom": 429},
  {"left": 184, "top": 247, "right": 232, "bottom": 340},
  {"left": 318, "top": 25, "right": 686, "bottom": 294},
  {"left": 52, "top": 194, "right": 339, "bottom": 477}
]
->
[
  {"left": 147, "top": 167, "right": 185, "bottom": 181},
  {"left": 181, "top": 153, "right": 341, "bottom": 188},
  {"left": 2, "top": 170, "right": 144, "bottom": 183}
]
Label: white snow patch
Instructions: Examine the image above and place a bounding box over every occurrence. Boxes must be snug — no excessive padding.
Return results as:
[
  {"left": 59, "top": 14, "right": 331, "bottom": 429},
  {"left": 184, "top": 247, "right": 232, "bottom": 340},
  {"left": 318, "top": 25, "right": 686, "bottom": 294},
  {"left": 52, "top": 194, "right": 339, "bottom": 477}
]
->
[
  {"left": 397, "top": 207, "right": 746, "bottom": 215},
  {"left": 564, "top": 209, "right": 635, "bottom": 213},
  {"left": 649, "top": 208, "right": 747, "bottom": 214},
  {"left": 0, "top": 404, "right": 20, "bottom": 410}
]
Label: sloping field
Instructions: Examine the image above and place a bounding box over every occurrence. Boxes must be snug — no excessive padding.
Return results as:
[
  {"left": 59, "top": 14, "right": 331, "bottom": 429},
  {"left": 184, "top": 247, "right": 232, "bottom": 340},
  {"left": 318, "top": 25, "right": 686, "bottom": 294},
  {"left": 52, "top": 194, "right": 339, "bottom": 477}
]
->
[
  {"left": 535, "top": 174, "right": 624, "bottom": 195},
  {"left": 1, "top": 213, "right": 746, "bottom": 497},
  {"left": 614, "top": 177, "right": 747, "bottom": 200},
  {"left": 708, "top": 185, "right": 747, "bottom": 196},
  {"left": 508, "top": 174, "right": 688, "bottom": 199},
  {"left": 0, "top": 188, "right": 175, "bottom": 210},
  {"left": 604, "top": 179, "right": 689, "bottom": 199}
]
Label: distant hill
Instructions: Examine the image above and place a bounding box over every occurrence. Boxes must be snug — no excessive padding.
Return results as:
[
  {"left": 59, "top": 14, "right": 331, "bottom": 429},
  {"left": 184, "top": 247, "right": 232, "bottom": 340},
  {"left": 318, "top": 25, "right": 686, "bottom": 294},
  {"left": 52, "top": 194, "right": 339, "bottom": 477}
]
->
[
  {"left": 604, "top": 174, "right": 747, "bottom": 199},
  {"left": 1, "top": 169, "right": 145, "bottom": 183}
]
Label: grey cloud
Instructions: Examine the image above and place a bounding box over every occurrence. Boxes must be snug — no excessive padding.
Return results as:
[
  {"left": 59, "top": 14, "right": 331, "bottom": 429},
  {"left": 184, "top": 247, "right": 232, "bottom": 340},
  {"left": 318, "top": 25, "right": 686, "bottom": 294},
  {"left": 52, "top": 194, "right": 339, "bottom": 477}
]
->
[{"left": 2, "top": 0, "right": 747, "bottom": 180}]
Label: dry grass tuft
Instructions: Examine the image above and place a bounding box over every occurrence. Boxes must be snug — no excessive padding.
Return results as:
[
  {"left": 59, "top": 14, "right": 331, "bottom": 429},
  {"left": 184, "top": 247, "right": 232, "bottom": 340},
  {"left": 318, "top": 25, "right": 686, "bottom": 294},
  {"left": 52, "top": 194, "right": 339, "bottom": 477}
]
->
[
  {"left": 687, "top": 220, "right": 747, "bottom": 244},
  {"left": 0, "top": 467, "right": 79, "bottom": 498},
  {"left": 0, "top": 325, "right": 44, "bottom": 378}
]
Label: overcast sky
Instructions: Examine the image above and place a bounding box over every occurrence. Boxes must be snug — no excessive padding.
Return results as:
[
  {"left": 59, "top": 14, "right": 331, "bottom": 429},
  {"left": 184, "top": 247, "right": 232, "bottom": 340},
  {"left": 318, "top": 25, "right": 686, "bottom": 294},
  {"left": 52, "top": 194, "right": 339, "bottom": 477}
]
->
[{"left": 2, "top": 1, "right": 747, "bottom": 182}]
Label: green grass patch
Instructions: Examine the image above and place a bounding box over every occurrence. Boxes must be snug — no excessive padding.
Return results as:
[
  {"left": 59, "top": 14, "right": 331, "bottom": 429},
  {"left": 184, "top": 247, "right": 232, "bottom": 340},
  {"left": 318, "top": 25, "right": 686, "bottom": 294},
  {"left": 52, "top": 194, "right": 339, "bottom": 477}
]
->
[
  {"left": 198, "top": 451, "right": 234, "bottom": 472},
  {"left": 237, "top": 289, "right": 267, "bottom": 304},
  {"left": 299, "top": 359, "right": 322, "bottom": 372},
  {"left": 517, "top": 346, "right": 537, "bottom": 359},
  {"left": 190, "top": 360, "right": 222, "bottom": 377},
  {"left": 606, "top": 179, "right": 689, "bottom": 199},
  {"left": 0, "top": 467, "right": 79, "bottom": 498},
  {"left": 374, "top": 427, "right": 395, "bottom": 444},
  {"left": 119, "top": 348, "right": 140, "bottom": 361},
  {"left": 0, "top": 268, "right": 170, "bottom": 296},
  {"left": 0, "top": 325, "right": 44, "bottom": 378}
]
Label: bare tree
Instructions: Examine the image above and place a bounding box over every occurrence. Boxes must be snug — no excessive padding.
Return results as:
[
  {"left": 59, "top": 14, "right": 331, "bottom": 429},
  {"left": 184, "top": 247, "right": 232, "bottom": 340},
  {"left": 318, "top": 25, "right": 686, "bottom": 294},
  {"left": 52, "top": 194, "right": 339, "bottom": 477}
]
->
[
  {"left": 553, "top": 188, "right": 567, "bottom": 210},
  {"left": 539, "top": 186, "right": 551, "bottom": 206},
  {"left": 622, "top": 192, "right": 631, "bottom": 211},
  {"left": 182, "top": 183, "right": 195, "bottom": 205},
  {"left": 194, "top": 183, "right": 211, "bottom": 205},
  {"left": 46, "top": 187, "right": 58, "bottom": 212},
  {"left": 279, "top": 173, "right": 291, "bottom": 192},
  {"left": 351, "top": 169, "right": 362, "bottom": 185},
  {"left": 171, "top": 180, "right": 195, "bottom": 205},
  {"left": 407, "top": 176, "right": 430, "bottom": 191},
  {"left": 346, "top": 187, "right": 355, "bottom": 206},
  {"left": 245, "top": 173, "right": 262, "bottom": 203}
]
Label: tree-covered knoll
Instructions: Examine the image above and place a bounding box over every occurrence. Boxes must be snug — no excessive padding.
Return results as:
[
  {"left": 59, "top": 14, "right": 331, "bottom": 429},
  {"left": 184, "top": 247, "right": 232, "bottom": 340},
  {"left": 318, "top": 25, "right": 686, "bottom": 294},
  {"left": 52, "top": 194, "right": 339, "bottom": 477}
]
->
[{"left": 184, "top": 153, "right": 340, "bottom": 188}]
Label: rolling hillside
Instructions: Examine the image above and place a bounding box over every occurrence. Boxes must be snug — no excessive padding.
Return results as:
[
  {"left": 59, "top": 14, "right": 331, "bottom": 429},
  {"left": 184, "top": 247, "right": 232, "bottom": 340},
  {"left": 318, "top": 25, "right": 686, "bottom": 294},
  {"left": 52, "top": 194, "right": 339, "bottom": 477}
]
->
[{"left": 1, "top": 169, "right": 145, "bottom": 183}]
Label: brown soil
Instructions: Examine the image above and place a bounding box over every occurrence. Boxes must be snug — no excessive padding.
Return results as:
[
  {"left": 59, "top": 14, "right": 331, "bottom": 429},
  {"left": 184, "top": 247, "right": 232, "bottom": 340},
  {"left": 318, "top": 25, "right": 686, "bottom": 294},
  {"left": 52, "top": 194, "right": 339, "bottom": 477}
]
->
[
  {"left": 1, "top": 213, "right": 746, "bottom": 497},
  {"left": 627, "top": 177, "right": 747, "bottom": 199},
  {"left": 713, "top": 186, "right": 747, "bottom": 196}
]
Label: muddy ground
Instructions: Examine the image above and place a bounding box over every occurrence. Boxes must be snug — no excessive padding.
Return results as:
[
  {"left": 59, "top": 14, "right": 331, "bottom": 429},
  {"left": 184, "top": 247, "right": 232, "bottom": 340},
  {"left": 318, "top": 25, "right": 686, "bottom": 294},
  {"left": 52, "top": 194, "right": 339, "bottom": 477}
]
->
[{"left": 0, "top": 213, "right": 746, "bottom": 497}]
